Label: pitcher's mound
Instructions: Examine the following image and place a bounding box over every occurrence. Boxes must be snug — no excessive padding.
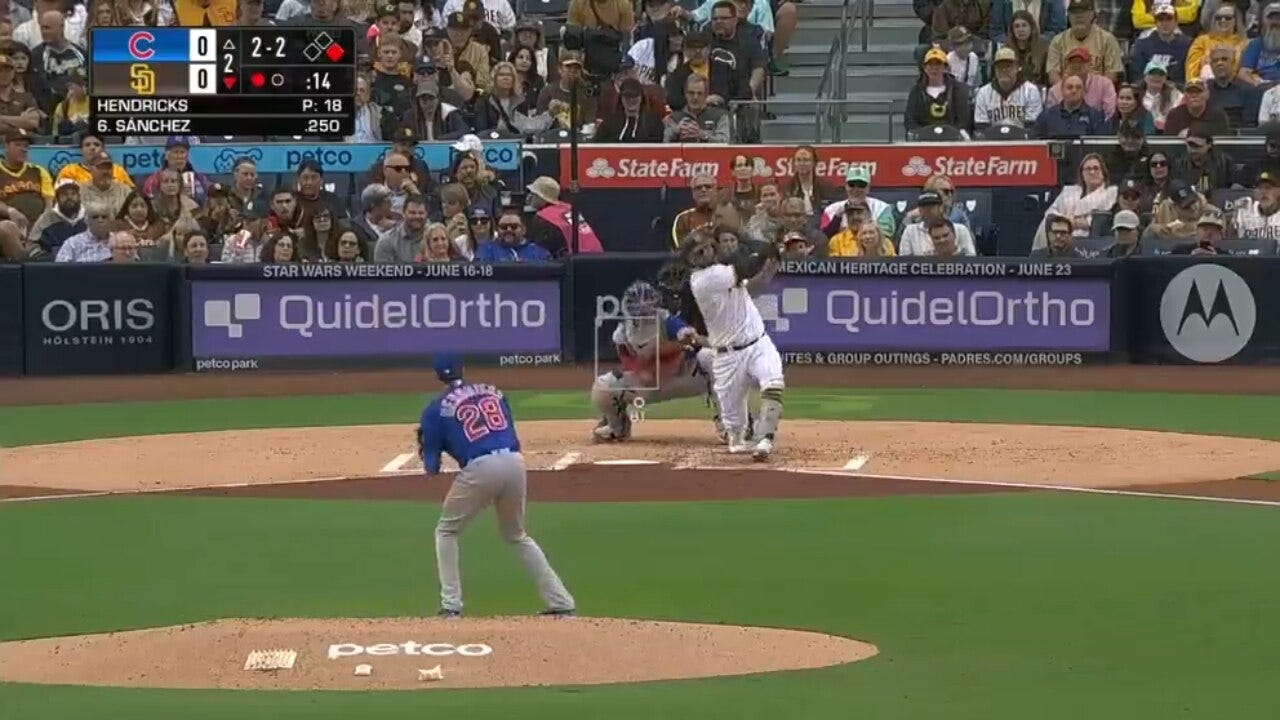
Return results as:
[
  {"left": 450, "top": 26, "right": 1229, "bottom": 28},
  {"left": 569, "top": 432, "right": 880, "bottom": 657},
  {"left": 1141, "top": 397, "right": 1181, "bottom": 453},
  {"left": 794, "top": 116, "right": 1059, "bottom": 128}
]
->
[{"left": 0, "top": 617, "right": 878, "bottom": 690}]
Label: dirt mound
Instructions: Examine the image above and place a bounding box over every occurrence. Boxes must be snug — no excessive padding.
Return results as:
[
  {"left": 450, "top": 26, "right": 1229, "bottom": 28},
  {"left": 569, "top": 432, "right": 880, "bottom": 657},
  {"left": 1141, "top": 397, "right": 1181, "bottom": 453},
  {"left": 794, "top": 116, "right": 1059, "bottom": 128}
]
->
[{"left": 0, "top": 617, "right": 878, "bottom": 690}]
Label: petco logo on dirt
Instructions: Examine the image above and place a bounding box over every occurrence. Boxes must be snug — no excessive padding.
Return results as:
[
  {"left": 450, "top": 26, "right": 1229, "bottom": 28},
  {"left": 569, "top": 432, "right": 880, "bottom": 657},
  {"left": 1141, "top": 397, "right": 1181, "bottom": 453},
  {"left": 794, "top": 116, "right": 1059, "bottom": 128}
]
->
[{"left": 328, "top": 642, "right": 493, "bottom": 659}]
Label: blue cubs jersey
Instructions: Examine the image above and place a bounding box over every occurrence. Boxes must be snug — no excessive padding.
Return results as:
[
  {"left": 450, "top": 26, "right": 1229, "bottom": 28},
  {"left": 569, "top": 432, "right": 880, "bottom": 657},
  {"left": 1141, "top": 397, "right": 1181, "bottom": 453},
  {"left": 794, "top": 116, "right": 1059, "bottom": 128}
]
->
[{"left": 419, "top": 382, "right": 521, "bottom": 473}]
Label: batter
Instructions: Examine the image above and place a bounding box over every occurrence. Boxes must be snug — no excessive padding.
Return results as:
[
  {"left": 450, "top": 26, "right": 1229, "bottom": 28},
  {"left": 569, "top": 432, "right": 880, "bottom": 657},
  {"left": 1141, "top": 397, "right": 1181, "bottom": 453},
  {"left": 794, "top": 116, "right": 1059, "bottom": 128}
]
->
[
  {"left": 687, "top": 235, "right": 785, "bottom": 461},
  {"left": 589, "top": 280, "right": 724, "bottom": 442}
]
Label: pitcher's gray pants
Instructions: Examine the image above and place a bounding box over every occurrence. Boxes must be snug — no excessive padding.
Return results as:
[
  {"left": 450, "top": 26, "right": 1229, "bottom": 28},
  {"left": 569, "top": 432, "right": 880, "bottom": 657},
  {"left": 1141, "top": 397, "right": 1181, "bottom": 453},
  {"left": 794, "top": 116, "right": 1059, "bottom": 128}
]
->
[{"left": 435, "top": 451, "right": 575, "bottom": 613}]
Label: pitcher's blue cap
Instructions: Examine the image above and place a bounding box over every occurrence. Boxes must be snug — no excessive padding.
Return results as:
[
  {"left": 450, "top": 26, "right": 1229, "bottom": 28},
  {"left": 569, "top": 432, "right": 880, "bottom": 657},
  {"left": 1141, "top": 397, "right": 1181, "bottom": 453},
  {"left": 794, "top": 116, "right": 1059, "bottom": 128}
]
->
[{"left": 434, "top": 354, "right": 463, "bottom": 383}]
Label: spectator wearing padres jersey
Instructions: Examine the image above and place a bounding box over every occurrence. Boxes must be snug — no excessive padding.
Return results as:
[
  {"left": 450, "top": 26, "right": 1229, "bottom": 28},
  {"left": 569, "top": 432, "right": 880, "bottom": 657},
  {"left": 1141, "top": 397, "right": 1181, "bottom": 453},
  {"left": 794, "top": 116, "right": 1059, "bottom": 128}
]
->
[
  {"left": 670, "top": 173, "right": 718, "bottom": 250},
  {"left": 0, "top": 128, "right": 50, "bottom": 226},
  {"left": 173, "top": 0, "right": 237, "bottom": 25},
  {"left": 1230, "top": 167, "right": 1280, "bottom": 244},
  {"left": 974, "top": 47, "right": 1044, "bottom": 130},
  {"left": 443, "top": 0, "right": 516, "bottom": 30}
]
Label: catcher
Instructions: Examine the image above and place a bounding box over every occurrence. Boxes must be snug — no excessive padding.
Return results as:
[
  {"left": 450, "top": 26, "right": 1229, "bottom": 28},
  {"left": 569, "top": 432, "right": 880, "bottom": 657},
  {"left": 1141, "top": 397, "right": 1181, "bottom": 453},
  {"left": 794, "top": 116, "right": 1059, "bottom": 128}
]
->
[{"left": 589, "top": 279, "right": 723, "bottom": 442}]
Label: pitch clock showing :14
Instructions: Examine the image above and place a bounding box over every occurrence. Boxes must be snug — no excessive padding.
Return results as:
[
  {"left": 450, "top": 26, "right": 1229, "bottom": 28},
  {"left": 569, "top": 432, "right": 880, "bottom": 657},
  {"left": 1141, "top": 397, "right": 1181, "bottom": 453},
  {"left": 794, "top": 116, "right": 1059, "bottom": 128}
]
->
[{"left": 304, "top": 70, "right": 334, "bottom": 91}]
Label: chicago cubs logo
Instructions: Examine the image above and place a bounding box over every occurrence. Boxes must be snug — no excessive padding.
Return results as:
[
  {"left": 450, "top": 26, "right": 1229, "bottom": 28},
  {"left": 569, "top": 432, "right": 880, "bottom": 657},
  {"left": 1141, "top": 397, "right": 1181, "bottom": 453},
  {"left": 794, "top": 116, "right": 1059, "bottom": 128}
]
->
[{"left": 128, "top": 31, "right": 156, "bottom": 60}]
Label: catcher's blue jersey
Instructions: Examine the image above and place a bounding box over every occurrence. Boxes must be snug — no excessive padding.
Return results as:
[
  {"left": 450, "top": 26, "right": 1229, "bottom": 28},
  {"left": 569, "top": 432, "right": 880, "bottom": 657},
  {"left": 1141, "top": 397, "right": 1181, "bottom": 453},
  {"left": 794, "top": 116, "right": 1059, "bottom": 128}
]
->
[{"left": 419, "top": 382, "right": 520, "bottom": 473}]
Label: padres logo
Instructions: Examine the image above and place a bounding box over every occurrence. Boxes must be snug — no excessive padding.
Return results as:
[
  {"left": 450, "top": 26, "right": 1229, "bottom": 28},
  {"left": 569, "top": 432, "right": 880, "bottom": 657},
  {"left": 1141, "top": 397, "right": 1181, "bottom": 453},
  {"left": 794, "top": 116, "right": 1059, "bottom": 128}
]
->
[{"left": 130, "top": 63, "right": 156, "bottom": 95}]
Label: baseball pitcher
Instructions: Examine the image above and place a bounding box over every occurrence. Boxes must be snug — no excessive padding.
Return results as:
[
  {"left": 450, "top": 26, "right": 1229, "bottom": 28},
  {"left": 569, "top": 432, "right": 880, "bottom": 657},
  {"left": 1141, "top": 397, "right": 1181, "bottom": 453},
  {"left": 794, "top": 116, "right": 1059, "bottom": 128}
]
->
[
  {"left": 590, "top": 280, "right": 725, "bottom": 442},
  {"left": 419, "top": 355, "right": 576, "bottom": 618},
  {"left": 686, "top": 235, "right": 785, "bottom": 461}
]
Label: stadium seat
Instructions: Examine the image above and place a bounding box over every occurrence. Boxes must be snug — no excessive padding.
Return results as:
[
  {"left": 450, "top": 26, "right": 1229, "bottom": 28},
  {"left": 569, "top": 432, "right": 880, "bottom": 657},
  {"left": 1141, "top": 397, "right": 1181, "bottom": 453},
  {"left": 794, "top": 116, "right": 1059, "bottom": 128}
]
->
[
  {"left": 1219, "top": 238, "right": 1279, "bottom": 255},
  {"left": 521, "top": 0, "right": 570, "bottom": 16},
  {"left": 913, "top": 125, "right": 966, "bottom": 142},
  {"left": 977, "top": 124, "right": 1029, "bottom": 141},
  {"left": 325, "top": 173, "right": 354, "bottom": 198},
  {"left": 1212, "top": 188, "right": 1252, "bottom": 213},
  {"left": 1088, "top": 212, "right": 1114, "bottom": 237},
  {"left": 1075, "top": 236, "right": 1113, "bottom": 257}
]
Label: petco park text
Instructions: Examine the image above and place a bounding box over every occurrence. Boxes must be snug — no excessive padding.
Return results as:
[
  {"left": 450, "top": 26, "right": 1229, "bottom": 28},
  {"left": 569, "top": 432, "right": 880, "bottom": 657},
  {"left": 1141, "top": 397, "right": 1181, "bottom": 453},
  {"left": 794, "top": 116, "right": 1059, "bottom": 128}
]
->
[{"left": 564, "top": 143, "right": 1057, "bottom": 189}]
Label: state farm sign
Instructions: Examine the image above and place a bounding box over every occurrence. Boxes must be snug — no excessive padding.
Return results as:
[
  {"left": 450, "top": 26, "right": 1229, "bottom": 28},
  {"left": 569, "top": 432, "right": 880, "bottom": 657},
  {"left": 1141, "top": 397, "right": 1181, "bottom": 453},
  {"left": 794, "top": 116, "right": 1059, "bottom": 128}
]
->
[{"left": 560, "top": 143, "right": 1058, "bottom": 189}]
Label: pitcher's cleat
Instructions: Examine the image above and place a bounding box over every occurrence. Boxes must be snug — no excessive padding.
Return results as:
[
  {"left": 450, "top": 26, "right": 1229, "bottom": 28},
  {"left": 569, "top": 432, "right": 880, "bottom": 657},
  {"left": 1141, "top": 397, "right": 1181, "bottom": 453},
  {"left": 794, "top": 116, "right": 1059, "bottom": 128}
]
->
[
  {"left": 728, "top": 430, "right": 753, "bottom": 454},
  {"left": 752, "top": 437, "right": 774, "bottom": 462},
  {"left": 714, "top": 415, "right": 729, "bottom": 443},
  {"left": 437, "top": 608, "right": 462, "bottom": 619},
  {"left": 539, "top": 608, "right": 577, "bottom": 618}
]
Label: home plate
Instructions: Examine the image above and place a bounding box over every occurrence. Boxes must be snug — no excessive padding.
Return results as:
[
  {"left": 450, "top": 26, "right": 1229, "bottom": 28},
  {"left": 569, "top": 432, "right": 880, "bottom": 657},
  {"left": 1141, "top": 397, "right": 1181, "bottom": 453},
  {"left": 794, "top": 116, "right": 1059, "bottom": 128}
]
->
[
  {"left": 843, "top": 455, "right": 870, "bottom": 471},
  {"left": 593, "top": 459, "right": 661, "bottom": 466}
]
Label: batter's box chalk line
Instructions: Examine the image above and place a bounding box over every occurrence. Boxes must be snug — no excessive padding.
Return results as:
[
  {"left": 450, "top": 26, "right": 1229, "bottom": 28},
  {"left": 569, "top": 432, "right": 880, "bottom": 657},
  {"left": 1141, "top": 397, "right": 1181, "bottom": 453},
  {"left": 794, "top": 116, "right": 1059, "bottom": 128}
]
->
[{"left": 777, "top": 468, "right": 1280, "bottom": 509}]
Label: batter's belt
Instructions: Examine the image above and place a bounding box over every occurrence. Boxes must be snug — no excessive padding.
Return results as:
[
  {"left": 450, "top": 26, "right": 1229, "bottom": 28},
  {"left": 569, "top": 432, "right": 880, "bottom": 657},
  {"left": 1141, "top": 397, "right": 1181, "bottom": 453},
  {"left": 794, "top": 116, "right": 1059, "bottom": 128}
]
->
[{"left": 714, "top": 336, "right": 761, "bottom": 354}]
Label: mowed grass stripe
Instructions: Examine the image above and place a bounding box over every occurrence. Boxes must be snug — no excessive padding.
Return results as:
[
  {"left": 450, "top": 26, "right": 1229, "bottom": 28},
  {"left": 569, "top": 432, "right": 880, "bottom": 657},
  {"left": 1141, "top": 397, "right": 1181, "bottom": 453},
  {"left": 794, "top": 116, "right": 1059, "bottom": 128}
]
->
[{"left": 1, "top": 493, "right": 1279, "bottom": 718}]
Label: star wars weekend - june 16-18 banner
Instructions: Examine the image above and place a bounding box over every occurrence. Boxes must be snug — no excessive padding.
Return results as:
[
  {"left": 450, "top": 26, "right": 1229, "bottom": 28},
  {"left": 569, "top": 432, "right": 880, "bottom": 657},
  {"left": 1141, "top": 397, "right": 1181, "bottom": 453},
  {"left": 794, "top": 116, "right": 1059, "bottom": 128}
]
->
[
  {"left": 756, "top": 260, "right": 1116, "bottom": 366},
  {"left": 189, "top": 268, "right": 564, "bottom": 371}
]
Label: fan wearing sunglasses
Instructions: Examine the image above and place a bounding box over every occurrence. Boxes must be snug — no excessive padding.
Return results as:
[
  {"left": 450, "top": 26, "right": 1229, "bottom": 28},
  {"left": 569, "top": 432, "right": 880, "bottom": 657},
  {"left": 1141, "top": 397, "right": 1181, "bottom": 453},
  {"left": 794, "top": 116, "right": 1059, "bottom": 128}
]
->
[
  {"left": 1187, "top": 4, "right": 1245, "bottom": 82},
  {"left": 474, "top": 210, "right": 551, "bottom": 263}
]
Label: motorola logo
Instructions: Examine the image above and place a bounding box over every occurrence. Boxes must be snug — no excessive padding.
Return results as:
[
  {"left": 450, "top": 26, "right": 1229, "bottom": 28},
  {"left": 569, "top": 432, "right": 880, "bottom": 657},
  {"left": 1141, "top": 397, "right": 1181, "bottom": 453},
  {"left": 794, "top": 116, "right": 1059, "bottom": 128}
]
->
[{"left": 1159, "top": 264, "right": 1257, "bottom": 363}]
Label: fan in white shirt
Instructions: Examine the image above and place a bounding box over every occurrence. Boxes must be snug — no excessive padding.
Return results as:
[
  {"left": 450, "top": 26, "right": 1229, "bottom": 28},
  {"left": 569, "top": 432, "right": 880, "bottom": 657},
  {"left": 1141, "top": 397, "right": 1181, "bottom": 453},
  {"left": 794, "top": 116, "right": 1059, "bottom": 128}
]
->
[
  {"left": 1232, "top": 171, "right": 1280, "bottom": 243},
  {"left": 898, "top": 191, "right": 978, "bottom": 255},
  {"left": 15, "top": 2, "right": 85, "bottom": 48},
  {"left": 945, "top": 26, "right": 981, "bottom": 90},
  {"left": 1032, "top": 153, "right": 1117, "bottom": 249},
  {"left": 55, "top": 200, "right": 114, "bottom": 263},
  {"left": 686, "top": 234, "right": 784, "bottom": 461},
  {"left": 974, "top": 47, "right": 1044, "bottom": 129}
]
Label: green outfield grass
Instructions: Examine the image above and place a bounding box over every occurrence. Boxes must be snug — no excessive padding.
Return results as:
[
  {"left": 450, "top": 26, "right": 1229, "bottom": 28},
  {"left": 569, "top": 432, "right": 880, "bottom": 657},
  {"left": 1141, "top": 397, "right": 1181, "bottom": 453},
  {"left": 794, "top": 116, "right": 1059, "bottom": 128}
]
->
[{"left": 2, "top": 388, "right": 1280, "bottom": 719}]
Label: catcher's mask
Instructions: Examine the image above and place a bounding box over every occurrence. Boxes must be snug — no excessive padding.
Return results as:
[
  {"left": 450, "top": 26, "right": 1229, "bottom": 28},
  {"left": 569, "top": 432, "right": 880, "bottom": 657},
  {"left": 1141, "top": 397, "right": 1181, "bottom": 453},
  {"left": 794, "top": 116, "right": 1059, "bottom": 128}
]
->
[{"left": 622, "top": 280, "right": 661, "bottom": 341}]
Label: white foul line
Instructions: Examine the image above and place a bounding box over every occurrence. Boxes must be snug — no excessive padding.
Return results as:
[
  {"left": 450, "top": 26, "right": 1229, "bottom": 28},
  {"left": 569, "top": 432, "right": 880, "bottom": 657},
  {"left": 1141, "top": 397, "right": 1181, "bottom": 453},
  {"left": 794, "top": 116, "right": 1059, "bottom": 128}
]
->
[
  {"left": 779, "top": 467, "right": 1280, "bottom": 509},
  {"left": 380, "top": 453, "right": 416, "bottom": 473},
  {"left": 843, "top": 455, "right": 869, "bottom": 471},
  {"left": 551, "top": 452, "right": 582, "bottom": 471}
]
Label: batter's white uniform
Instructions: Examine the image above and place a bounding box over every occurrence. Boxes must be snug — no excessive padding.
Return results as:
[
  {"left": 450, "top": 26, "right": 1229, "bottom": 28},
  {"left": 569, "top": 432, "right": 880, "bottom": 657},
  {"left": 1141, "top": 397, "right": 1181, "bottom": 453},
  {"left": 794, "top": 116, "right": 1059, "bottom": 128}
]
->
[{"left": 689, "top": 264, "right": 784, "bottom": 445}]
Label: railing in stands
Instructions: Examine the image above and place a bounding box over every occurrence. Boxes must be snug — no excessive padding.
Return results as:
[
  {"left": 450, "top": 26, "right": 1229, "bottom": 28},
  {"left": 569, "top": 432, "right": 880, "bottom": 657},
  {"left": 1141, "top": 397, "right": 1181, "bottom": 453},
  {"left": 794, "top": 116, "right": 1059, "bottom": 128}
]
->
[{"left": 813, "top": 0, "right": 873, "bottom": 143}]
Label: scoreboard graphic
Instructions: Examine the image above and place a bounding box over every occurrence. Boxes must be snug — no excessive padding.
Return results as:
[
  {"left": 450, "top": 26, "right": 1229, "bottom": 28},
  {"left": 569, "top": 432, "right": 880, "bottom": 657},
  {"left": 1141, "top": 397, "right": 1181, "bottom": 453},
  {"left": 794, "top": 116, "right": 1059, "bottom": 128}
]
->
[{"left": 89, "top": 27, "right": 357, "bottom": 137}]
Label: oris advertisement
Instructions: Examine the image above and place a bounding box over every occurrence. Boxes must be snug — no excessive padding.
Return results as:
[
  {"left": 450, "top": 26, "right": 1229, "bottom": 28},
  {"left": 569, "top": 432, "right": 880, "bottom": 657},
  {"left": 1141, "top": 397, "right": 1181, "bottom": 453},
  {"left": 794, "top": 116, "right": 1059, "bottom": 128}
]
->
[
  {"left": 188, "top": 265, "right": 565, "bottom": 371},
  {"left": 21, "top": 263, "right": 173, "bottom": 375}
]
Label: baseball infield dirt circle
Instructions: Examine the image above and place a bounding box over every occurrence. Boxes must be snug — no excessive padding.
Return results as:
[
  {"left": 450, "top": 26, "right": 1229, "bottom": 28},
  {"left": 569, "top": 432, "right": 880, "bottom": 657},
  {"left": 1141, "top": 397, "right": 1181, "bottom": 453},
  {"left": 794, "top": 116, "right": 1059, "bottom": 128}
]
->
[
  {"left": 0, "top": 617, "right": 878, "bottom": 690},
  {"left": 4, "top": 419, "right": 1280, "bottom": 495}
]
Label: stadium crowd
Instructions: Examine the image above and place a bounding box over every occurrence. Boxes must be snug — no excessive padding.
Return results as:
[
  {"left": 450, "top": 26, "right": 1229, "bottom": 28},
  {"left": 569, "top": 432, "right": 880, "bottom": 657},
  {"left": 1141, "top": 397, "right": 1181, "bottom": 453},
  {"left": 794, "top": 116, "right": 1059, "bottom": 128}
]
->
[
  {"left": 0, "top": 0, "right": 807, "bottom": 263},
  {"left": 0, "top": 0, "right": 1277, "bottom": 263},
  {"left": 890, "top": 0, "right": 1280, "bottom": 256}
]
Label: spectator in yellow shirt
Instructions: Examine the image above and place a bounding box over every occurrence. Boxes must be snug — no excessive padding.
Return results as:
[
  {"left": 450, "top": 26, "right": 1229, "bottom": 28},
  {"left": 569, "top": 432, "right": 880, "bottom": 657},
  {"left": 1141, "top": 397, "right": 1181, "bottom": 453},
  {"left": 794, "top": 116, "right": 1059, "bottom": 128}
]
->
[
  {"left": 1185, "top": 4, "right": 1245, "bottom": 82},
  {"left": 828, "top": 216, "right": 897, "bottom": 257},
  {"left": 174, "top": 0, "right": 236, "bottom": 26},
  {"left": 56, "top": 132, "right": 135, "bottom": 188}
]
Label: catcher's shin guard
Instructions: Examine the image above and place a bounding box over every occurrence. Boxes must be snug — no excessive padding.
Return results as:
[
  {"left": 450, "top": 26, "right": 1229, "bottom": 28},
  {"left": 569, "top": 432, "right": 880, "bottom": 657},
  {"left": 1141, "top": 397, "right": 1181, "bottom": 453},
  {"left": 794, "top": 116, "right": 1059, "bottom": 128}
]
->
[{"left": 590, "top": 371, "right": 633, "bottom": 441}]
